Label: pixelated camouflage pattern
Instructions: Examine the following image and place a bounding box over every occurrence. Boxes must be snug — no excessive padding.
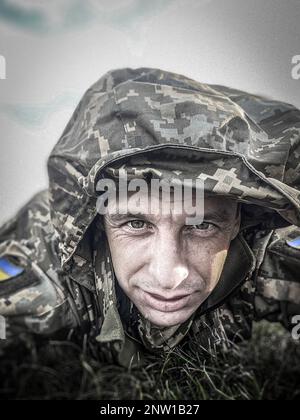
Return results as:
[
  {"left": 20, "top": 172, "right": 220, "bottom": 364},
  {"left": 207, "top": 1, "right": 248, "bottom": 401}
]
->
[
  {"left": 0, "top": 191, "right": 76, "bottom": 336},
  {"left": 0, "top": 68, "right": 300, "bottom": 366}
]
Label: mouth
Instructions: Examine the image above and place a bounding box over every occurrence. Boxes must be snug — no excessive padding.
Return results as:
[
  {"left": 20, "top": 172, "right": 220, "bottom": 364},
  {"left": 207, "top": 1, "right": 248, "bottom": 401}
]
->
[{"left": 141, "top": 290, "right": 192, "bottom": 313}]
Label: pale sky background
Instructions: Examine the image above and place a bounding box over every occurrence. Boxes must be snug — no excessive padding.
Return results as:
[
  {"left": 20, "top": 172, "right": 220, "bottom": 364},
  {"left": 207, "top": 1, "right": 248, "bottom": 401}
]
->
[{"left": 0, "top": 0, "right": 299, "bottom": 224}]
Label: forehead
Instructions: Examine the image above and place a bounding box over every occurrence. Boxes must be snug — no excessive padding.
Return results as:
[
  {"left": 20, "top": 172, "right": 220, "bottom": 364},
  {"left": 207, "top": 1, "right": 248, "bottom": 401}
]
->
[{"left": 106, "top": 187, "right": 237, "bottom": 222}]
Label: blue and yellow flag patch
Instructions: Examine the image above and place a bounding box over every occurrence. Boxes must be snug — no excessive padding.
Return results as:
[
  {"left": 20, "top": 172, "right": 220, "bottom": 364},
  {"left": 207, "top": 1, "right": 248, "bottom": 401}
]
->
[
  {"left": 287, "top": 237, "right": 300, "bottom": 250},
  {"left": 0, "top": 257, "right": 24, "bottom": 282}
]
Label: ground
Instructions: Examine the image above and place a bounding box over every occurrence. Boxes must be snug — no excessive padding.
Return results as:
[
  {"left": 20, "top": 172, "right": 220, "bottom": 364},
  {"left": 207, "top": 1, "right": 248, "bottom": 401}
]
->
[{"left": 0, "top": 322, "right": 299, "bottom": 400}]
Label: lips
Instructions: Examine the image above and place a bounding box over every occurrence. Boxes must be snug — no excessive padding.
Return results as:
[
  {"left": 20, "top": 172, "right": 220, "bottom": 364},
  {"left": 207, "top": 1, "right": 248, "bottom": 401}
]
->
[
  {"left": 148, "top": 292, "right": 190, "bottom": 302},
  {"left": 141, "top": 290, "right": 192, "bottom": 313}
]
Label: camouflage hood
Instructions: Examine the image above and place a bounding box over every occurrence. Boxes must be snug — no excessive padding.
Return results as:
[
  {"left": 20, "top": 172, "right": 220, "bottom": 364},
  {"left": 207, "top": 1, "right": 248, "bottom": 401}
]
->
[
  {"left": 49, "top": 67, "right": 300, "bottom": 270},
  {"left": 47, "top": 68, "right": 300, "bottom": 357}
]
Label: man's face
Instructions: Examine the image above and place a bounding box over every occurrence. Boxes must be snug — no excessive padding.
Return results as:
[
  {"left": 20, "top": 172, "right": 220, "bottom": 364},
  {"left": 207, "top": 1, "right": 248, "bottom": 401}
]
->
[{"left": 104, "top": 190, "right": 240, "bottom": 328}]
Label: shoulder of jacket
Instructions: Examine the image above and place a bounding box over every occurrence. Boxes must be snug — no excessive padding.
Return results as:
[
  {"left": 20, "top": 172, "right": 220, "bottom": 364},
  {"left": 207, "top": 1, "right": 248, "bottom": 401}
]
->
[
  {"left": 267, "top": 226, "right": 300, "bottom": 259},
  {"left": 0, "top": 256, "right": 37, "bottom": 296}
]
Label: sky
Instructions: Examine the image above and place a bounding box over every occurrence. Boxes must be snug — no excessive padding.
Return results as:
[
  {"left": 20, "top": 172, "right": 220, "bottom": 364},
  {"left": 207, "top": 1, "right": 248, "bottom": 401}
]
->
[{"left": 0, "top": 0, "right": 299, "bottom": 224}]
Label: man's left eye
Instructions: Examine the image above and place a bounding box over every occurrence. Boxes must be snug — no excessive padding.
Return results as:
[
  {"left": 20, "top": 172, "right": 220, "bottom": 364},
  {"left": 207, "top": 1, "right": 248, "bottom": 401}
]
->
[
  {"left": 127, "top": 220, "right": 147, "bottom": 230},
  {"left": 189, "top": 222, "right": 215, "bottom": 231}
]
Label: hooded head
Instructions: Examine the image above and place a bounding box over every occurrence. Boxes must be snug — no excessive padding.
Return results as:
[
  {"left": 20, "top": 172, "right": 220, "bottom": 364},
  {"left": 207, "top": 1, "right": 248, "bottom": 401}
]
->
[{"left": 47, "top": 68, "right": 300, "bottom": 353}]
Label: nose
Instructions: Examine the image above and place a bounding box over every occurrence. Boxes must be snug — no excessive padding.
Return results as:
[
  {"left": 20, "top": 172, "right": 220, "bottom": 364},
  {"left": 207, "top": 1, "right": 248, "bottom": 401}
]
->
[{"left": 148, "top": 231, "right": 189, "bottom": 290}]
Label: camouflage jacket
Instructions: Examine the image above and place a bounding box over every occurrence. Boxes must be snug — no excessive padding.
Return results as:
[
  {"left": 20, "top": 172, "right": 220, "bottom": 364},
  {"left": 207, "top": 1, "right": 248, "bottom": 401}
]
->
[{"left": 0, "top": 68, "right": 300, "bottom": 366}]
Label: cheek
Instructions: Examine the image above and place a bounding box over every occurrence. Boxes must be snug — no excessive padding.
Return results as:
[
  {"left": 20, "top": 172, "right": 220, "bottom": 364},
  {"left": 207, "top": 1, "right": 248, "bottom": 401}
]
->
[
  {"left": 189, "top": 239, "right": 229, "bottom": 291},
  {"left": 106, "top": 234, "right": 147, "bottom": 290},
  {"left": 209, "top": 250, "right": 228, "bottom": 290}
]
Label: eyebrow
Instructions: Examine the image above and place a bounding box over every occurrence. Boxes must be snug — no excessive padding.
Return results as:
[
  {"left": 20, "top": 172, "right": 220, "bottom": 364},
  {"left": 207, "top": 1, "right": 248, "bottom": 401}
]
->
[
  {"left": 105, "top": 209, "right": 233, "bottom": 225},
  {"left": 204, "top": 210, "right": 233, "bottom": 223},
  {"left": 106, "top": 213, "right": 149, "bottom": 223}
]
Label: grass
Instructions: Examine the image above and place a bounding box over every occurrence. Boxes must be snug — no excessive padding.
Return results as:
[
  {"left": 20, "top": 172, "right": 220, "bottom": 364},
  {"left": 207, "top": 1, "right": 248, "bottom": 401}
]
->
[{"left": 0, "top": 321, "right": 299, "bottom": 400}]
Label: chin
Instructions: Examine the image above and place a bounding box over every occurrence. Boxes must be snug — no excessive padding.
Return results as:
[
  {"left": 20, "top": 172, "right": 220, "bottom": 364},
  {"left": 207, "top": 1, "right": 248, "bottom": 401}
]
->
[{"left": 141, "top": 308, "right": 194, "bottom": 328}]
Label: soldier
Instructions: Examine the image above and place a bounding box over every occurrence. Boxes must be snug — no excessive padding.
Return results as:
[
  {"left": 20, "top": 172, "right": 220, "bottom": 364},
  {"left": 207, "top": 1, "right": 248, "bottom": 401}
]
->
[{"left": 0, "top": 67, "right": 299, "bottom": 367}]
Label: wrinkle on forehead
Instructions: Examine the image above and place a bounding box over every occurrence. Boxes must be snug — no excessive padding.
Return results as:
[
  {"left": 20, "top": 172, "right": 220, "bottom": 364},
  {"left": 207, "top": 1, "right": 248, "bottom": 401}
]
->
[{"left": 106, "top": 191, "right": 238, "bottom": 225}]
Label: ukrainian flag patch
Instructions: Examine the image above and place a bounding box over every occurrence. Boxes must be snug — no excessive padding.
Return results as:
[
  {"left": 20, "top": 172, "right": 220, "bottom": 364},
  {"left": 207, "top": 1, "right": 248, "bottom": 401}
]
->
[
  {"left": 0, "top": 257, "right": 24, "bottom": 282},
  {"left": 287, "top": 237, "right": 300, "bottom": 250}
]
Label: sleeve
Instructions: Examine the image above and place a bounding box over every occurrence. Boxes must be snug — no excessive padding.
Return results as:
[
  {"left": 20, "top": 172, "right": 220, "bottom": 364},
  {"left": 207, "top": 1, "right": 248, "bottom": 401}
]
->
[
  {"left": 0, "top": 191, "right": 79, "bottom": 351},
  {"left": 254, "top": 225, "right": 300, "bottom": 331}
]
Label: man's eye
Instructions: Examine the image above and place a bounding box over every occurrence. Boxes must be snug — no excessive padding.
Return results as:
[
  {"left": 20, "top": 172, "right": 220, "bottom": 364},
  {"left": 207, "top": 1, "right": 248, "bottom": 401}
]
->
[
  {"left": 127, "top": 220, "right": 147, "bottom": 230},
  {"left": 189, "top": 222, "right": 215, "bottom": 231}
]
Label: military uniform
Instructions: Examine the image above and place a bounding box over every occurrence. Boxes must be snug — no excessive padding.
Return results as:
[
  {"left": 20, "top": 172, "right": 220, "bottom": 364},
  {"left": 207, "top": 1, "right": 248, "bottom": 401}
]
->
[{"left": 0, "top": 68, "right": 300, "bottom": 366}]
